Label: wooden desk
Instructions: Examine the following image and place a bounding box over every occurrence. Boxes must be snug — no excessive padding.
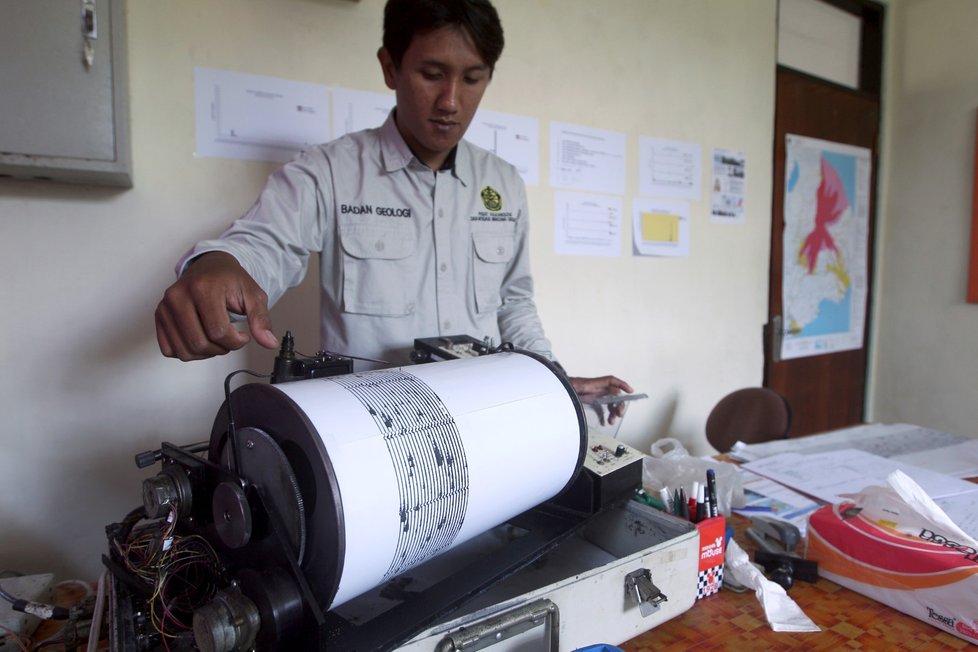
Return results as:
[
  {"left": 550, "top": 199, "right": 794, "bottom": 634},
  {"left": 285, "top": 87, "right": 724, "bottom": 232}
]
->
[{"left": 620, "top": 516, "right": 971, "bottom": 651}]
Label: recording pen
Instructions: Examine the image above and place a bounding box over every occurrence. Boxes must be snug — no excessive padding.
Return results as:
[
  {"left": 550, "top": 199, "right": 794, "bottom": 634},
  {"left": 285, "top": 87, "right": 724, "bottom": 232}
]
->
[
  {"left": 696, "top": 482, "right": 710, "bottom": 521},
  {"left": 658, "top": 486, "right": 672, "bottom": 514},
  {"left": 706, "top": 468, "right": 719, "bottom": 518},
  {"left": 635, "top": 489, "right": 666, "bottom": 511}
]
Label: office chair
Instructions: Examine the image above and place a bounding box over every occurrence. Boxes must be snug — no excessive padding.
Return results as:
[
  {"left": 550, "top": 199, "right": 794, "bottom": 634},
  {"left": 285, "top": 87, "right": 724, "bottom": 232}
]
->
[{"left": 705, "top": 387, "right": 792, "bottom": 453}]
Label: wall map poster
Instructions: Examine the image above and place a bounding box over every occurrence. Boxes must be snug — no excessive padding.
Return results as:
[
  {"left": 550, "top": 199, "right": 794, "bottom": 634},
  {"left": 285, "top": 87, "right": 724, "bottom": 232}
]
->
[{"left": 781, "top": 134, "right": 871, "bottom": 360}]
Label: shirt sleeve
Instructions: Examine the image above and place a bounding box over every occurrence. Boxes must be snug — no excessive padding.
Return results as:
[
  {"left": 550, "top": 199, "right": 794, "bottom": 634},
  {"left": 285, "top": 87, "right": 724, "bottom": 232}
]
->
[
  {"left": 176, "top": 151, "right": 329, "bottom": 308},
  {"left": 495, "top": 179, "right": 556, "bottom": 361}
]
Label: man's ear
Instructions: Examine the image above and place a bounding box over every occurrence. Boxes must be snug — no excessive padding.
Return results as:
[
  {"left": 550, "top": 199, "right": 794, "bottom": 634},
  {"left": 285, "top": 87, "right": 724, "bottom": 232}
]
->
[{"left": 377, "top": 47, "right": 397, "bottom": 90}]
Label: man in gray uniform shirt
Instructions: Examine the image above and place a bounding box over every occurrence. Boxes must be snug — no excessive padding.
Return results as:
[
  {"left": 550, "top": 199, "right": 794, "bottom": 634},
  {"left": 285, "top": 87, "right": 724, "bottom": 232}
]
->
[{"left": 155, "top": 0, "right": 631, "bottom": 400}]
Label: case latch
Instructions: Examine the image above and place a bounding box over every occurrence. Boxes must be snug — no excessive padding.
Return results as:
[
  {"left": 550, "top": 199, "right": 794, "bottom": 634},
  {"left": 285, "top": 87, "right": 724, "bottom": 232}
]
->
[{"left": 625, "top": 568, "right": 668, "bottom": 617}]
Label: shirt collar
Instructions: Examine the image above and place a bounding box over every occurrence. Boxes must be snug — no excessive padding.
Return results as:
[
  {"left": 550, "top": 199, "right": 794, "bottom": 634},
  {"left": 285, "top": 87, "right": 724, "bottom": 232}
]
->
[{"left": 379, "top": 110, "right": 470, "bottom": 186}]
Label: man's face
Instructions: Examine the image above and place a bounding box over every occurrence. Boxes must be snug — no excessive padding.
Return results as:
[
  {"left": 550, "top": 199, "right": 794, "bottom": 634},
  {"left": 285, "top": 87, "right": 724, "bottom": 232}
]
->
[{"left": 379, "top": 25, "right": 491, "bottom": 170}]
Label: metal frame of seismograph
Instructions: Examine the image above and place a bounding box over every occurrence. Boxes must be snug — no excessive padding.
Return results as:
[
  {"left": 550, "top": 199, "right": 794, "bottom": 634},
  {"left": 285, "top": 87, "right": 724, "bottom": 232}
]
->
[{"left": 104, "top": 344, "right": 647, "bottom": 652}]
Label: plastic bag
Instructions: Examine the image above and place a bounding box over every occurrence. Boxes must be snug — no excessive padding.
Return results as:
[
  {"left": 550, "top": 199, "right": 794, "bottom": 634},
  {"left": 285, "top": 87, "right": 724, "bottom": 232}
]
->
[
  {"left": 642, "top": 437, "right": 743, "bottom": 516},
  {"left": 838, "top": 469, "right": 977, "bottom": 546}
]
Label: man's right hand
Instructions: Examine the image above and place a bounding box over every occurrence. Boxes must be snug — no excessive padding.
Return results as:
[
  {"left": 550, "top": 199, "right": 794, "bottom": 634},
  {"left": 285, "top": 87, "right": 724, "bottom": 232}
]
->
[{"left": 155, "top": 252, "right": 279, "bottom": 360}]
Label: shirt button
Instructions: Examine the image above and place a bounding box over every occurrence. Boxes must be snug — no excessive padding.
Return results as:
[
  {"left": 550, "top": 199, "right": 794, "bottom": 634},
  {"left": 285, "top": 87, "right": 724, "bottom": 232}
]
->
[
  {"left": 496, "top": 246, "right": 505, "bottom": 256},
  {"left": 443, "top": 320, "right": 451, "bottom": 330},
  {"left": 438, "top": 209, "right": 445, "bottom": 219},
  {"left": 375, "top": 241, "right": 385, "bottom": 252},
  {"left": 440, "top": 263, "right": 448, "bottom": 273}
]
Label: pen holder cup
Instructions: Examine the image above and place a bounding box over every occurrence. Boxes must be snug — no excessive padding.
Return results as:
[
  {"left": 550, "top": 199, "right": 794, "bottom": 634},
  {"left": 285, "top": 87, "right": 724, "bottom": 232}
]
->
[{"left": 695, "top": 516, "right": 726, "bottom": 599}]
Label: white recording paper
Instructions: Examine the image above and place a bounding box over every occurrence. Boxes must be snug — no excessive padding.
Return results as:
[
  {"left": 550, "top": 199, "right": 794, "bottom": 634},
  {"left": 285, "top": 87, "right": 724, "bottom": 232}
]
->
[{"left": 276, "top": 353, "right": 583, "bottom": 607}]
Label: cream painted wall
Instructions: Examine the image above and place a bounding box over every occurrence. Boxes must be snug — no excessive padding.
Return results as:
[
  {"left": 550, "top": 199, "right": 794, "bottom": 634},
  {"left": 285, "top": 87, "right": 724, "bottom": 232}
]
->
[
  {"left": 869, "top": 0, "right": 978, "bottom": 436},
  {"left": 0, "top": 0, "right": 776, "bottom": 580}
]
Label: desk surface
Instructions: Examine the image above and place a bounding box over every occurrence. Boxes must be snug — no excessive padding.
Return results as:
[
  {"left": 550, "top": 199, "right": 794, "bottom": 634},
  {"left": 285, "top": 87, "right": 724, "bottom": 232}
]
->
[
  {"left": 621, "top": 573, "right": 970, "bottom": 651},
  {"left": 620, "top": 514, "right": 971, "bottom": 651},
  {"left": 27, "top": 531, "right": 973, "bottom": 652}
]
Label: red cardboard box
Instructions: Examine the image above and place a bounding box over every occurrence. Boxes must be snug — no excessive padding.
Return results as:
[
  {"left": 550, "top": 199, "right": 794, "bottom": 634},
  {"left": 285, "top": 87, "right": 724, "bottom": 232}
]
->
[
  {"left": 806, "top": 502, "right": 978, "bottom": 644},
  {"left": 696, "top": 516, "right": 726, "bottom": 599}
]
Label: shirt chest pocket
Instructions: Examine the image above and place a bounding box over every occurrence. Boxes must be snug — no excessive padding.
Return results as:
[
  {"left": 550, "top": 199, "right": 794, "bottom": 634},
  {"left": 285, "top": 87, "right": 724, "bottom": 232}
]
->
[
  {"left": 339, "top": 221, "right": 419, "bottom": 316},
  {"left": 472, "top": 228, "right": 516, "bottom": 314}
]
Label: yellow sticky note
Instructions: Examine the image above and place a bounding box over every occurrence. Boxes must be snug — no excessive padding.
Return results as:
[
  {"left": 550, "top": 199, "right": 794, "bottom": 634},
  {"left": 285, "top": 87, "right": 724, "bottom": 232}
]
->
[{"left": 641, "top": 211, "right": 680, "bottom": 243}]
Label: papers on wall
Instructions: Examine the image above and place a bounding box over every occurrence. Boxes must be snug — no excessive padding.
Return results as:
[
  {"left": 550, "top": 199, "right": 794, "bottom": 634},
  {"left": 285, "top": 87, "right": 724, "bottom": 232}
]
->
[
  {"left": 638, "top": 136, "right": 701, "bottom": 200},
  {"left": 550, "top": 121, "right": 626, "bottom": 195},
  {"left": 711, "top": 148, "right": 746, "bottom": 223},
  {"left": 331, "top": 87, "right": 394, "bottom": 139},
  {"left": 194, "top": 67, "right": 330, "bottom": 163},
  {"left": 466, "top": 109, "right": 540, "bottom": 187},
  {"left": 741, "top": 449, "right": 978, "bottom": 504},
  {"left": 554, "top": 191, "right": 623, "bottom": 257},
  {"left": 632, "top": 198, "right": 690, "bottom": 257}
]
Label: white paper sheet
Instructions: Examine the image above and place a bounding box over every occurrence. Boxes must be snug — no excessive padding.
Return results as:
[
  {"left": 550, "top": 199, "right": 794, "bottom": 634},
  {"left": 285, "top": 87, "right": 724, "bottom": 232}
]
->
[
  {"left": 892, "top": 439, "right": 978, "bottom": 479},
  {"left": 933, "top": 493, "right": 978, "bottom": 540},
  {"left": 277, "top": 353, "right": 583, "bottom": 607},
  {"left": 466, "top": 108, "right": 540, "bottom": 186},
  {"left": 638, "top": 136, "right": 702, "bottom": 200},
  {"left": 553, "top": 191, "right": 623, "bottom": 257},
  {"left": 330, "top": 87, "right": 395, "bottom": 139},
  {"left": 711, "top": 148, "right": 746, "bottom": 223},
  {"left": 741, "top": 449, "right": 978, "bottom": 504},
  {"left": 550, "top": 121, "right": 626, "bottom": 195},
  {"left": 194, "top": 67, "right": 329, "bottom": 162},
  {"left": 729, "top": 422, "right": 968, "bottom": 463}
]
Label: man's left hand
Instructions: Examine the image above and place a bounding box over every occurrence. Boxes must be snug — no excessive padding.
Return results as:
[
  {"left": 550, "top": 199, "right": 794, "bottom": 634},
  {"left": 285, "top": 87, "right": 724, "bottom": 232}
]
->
[
  {"left": 570, "top": 375, "right": 635, "bottom": 425},
  {"left": 569, "top": 375, "right": 633, "bottom": 397}
]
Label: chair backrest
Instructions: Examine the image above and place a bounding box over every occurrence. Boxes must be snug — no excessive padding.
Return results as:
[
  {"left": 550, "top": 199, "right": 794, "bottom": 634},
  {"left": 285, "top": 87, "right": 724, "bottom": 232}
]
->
[{"left": 705, "top": 387, "right": 792, "bottom": 453}]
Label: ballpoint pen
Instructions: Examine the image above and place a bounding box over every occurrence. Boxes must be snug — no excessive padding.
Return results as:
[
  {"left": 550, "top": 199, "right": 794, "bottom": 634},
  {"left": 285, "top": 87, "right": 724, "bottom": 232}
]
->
[{"left": 706, "top": 468, "right": 719, "bottom": 518}]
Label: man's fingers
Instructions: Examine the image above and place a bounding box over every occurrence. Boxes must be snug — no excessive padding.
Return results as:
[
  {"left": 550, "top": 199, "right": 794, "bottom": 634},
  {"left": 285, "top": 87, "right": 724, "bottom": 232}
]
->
[
  {"left": 188, "top": 272, "right": 262, "bottom": 353},
  {"left": 155, "top": 252, "right": 274, "bottom": 361},
  {"left": 612, "top": 377, "right": 635, "bottom": 394},
  {"left": 243, "top": 293, "right": 278, "bottom": 350},
  {"left": 156, "top": 300, "right": 198, "bottom": 360},
  {"left": 156, "top": 300, "right": 229, "bottom": 360},
  {"left": 571, "top": 375, "right": 634, "bottom": 396},
  {"left": 157, "top": 278, "right": 238, "bottom": 359},
  {"left": 195, "top": 298, "right": 250, "bottom": 352},
  {"left": 155, "top": 308, "right": 176, "bottom": 358}
]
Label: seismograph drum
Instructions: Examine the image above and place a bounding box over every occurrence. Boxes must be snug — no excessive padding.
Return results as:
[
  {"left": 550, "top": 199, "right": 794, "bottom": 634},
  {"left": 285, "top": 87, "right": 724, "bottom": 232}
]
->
[{"left": 211, "top": 351, "right": 586, "bottom": 610}]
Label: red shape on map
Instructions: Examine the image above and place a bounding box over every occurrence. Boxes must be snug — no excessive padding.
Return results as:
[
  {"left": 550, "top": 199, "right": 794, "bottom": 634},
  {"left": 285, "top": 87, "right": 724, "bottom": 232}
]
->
[{"left": 799, "top": 157, "right": 848, "bottom": 273}]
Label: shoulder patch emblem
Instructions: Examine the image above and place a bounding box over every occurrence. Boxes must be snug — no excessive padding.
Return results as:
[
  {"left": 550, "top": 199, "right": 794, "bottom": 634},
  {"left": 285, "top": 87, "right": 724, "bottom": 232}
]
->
[{"left": 481, "top": 186, "right": 503, "bottom": 212}]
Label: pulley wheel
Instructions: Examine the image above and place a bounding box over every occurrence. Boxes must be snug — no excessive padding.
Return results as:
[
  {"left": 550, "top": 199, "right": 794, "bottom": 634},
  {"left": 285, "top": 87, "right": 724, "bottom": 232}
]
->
[{"left": 218, "top": 426, "right": 306, "bottom": 564}]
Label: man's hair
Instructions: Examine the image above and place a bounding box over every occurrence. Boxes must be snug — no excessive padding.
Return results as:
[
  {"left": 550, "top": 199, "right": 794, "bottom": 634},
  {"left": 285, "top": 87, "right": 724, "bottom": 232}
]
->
[{"left": 383, "top": 0, "right": 504, "bottom": 73}]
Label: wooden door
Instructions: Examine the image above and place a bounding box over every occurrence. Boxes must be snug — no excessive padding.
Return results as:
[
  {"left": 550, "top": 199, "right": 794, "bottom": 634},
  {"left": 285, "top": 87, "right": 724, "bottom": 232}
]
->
[{"left": 764, "top": 66, "right": 880, "bottom": 436}]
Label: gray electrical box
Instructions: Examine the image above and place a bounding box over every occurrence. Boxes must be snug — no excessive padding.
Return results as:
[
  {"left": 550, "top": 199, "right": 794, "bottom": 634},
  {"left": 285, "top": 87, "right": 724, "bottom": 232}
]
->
[{"left": 0, "top": 0, "right": 131, "bottom": 187}]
